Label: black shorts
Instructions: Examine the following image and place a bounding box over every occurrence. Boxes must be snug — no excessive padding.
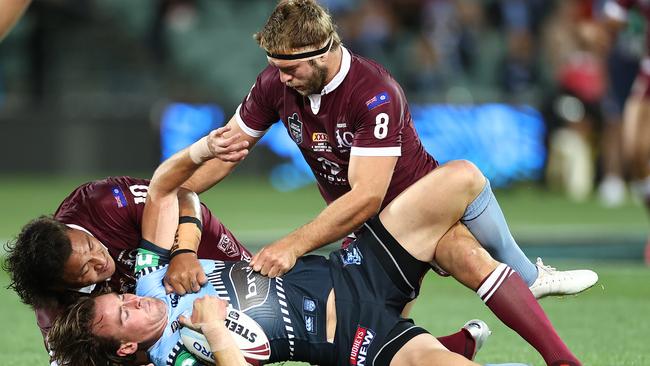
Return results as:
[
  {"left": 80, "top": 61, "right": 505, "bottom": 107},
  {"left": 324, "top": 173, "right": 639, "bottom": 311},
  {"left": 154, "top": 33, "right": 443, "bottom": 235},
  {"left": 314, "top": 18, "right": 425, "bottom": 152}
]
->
[{"left": 329, "top": 216, "right": 431, "bottom": 366}]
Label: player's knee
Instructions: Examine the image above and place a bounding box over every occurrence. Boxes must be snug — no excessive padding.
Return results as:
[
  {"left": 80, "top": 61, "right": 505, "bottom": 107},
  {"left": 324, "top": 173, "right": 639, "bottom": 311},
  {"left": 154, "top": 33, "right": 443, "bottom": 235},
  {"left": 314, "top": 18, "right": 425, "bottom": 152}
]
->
[{"left": 446, "top": 160, "right": 485, "bottom": 196}]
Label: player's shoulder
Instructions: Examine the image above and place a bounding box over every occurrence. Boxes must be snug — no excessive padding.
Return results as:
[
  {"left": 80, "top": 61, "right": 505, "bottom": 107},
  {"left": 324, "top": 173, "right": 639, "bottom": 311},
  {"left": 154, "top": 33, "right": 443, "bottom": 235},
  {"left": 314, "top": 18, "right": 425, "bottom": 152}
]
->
[
  {"left": 347, "top": 51, "right": 402, "bottom": 100},
  {"left": 255, "top": 64, "right": 284, "bottom": 92}
]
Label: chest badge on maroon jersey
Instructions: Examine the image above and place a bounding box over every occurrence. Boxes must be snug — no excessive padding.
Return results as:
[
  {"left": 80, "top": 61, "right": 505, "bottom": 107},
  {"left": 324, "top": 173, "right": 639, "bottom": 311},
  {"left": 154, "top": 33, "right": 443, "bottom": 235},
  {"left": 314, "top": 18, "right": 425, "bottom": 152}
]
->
[{"left": 287, "top": 113, "right": 303, "bottom": 144}]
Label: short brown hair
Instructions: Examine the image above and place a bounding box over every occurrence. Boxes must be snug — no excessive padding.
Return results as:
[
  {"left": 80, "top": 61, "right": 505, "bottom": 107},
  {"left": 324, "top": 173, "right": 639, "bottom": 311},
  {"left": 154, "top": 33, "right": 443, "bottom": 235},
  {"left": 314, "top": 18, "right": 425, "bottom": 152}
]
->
[
  {"left": 48, "top": 296, "right": 133, "bottom": 366},
  {"left": 254, "top": 0, "right": 341, "bottom": 54}
]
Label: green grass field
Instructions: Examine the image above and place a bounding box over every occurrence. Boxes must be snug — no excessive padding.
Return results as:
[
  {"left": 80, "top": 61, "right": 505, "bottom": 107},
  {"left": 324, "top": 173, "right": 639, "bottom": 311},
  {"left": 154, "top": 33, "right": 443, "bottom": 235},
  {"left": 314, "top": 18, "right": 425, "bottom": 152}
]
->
[{"left": 0, "top": 175, "right": 648, "bottom": 365}]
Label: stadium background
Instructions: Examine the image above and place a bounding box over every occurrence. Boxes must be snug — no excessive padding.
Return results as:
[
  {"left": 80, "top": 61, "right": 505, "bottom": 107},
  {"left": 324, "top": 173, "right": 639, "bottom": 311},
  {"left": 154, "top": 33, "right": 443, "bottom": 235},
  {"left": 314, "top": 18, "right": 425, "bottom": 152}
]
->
[{"left": 0, "top": 0, "right": 648, "bottom": 365}]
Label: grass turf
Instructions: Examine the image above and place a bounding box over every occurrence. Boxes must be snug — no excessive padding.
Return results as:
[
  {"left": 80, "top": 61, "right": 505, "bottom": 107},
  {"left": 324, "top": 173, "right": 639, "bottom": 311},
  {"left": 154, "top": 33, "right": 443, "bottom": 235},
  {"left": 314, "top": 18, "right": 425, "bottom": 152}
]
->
[
  {"left": 0, "top": 175, "right": 648, "bottom": 365},
  {"left": 0, "top": 261, "right": 648, "bottom": 365}
]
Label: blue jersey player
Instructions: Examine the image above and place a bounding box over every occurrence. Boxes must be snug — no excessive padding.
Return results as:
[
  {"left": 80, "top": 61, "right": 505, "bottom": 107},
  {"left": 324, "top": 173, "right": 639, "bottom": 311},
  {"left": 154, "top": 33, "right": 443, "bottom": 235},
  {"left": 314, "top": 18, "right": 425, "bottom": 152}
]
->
[{"left": 47, "top": 140, "right": 584, "bottom": 366}]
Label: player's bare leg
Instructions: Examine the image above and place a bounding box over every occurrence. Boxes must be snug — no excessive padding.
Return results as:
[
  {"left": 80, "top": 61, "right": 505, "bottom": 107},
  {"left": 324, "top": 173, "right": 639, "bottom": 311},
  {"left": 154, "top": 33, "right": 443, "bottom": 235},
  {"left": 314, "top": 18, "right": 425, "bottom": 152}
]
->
[
  {"left": 623, "top": 95, "right": 650, "bottom": 215},
  {"left": 379, "top": 175, "right": 583, "bottom": 366}
]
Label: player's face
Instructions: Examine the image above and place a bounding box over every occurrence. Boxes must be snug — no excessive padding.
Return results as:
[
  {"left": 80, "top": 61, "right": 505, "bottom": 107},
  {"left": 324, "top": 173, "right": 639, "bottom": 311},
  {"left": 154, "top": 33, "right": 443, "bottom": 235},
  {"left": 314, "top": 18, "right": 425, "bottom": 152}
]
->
[
  {"left": 62, "top": 229, "right": 116, "bottom": 287},
  {"left": 92, "top": 293, "right": 168, "bottom": 347},
  {"left": 271, "top": 58, "right": 329, "bottom": 96}
]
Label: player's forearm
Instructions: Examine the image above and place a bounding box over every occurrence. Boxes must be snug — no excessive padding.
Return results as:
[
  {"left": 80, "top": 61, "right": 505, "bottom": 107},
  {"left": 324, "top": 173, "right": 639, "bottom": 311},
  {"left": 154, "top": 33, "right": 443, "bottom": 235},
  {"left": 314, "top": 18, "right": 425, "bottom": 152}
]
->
[
  {"left": 181, "top": 158, "right": 237, "bottom": 194},
  {"left": 286, "top": 188, "right": 383, "bottom": 255},
  {"left": 203, "top": 324, "right": 248, "bottom": 366},
  {"left": 0, "top": 0, "right": 30, "bottom": 41}
]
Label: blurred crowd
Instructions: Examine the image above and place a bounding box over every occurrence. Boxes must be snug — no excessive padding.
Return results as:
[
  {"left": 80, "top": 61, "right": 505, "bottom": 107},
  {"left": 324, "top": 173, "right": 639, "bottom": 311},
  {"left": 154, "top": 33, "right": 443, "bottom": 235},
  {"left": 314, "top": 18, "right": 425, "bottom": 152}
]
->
[{"left": 0, "top": 0, "right": 647, "bottom": 207}]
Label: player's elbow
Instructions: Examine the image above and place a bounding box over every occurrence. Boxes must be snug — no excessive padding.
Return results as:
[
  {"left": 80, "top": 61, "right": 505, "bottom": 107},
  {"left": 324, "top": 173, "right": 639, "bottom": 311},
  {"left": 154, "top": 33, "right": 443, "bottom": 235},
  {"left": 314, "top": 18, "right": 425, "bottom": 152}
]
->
[{"left": 357, "top": 191, "right": 385, "bottom": 217}]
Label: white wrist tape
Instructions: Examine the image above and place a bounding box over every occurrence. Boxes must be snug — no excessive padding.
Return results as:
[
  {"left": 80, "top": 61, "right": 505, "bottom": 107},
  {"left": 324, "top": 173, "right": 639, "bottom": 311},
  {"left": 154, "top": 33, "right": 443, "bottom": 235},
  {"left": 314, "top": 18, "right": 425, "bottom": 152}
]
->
[{"left": 188, "top": 136, "right": 212, "bottom": 164}]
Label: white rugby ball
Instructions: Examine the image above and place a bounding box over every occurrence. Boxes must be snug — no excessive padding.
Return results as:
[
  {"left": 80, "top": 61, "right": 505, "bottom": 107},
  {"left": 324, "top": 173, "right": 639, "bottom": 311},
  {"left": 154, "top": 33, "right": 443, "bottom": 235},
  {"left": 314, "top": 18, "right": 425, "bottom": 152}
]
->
[{"left": 180, "top": 307, "right": 271, "bottom": 365}]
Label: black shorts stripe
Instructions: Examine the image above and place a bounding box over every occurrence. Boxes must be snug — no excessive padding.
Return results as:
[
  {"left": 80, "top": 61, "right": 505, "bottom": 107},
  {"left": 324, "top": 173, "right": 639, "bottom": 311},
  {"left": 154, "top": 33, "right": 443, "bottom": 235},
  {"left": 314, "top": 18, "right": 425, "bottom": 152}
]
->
[
  {"left": 362, "top": 216, "right": 429, "bottom": 298},
  {"left": 373, "top": 323, "right": 429, "bottom": 366}
]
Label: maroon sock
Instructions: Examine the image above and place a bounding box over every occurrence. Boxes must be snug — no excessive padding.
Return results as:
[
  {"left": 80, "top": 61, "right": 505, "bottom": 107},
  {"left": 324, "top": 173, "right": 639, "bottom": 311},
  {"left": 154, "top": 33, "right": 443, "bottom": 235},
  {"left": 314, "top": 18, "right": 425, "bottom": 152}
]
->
[
  {"left": 436, "top": 329, "right": 476, "bottom": 359},
  {"left": 477, "top": 264, "right": 581, "bottom": 366}
]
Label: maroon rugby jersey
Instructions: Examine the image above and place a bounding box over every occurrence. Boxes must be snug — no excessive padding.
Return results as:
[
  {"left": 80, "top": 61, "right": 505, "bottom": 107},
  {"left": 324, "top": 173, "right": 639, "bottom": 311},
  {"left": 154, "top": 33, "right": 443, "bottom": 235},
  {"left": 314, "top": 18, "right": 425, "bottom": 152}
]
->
[
  {"left": 36, "top": 176, "right": 250, "bottom": 339},
  {"left": 237, "top": 47, "right": 437, "bottom": 208}
]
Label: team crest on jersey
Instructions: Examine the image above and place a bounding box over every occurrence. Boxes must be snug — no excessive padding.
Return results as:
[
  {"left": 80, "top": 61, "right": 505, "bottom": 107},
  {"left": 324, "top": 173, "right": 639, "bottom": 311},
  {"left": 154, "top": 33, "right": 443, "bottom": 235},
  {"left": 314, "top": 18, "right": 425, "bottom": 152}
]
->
[
  {"left": 287, "top": 113, "right": 303, "bottom": 144},
  {"left": 340, "top": 246, "right": 363, "bottom": 266},
  {"left": 350, "top": 326, "right": 375, "bottom": 366},
  {"left": 217, "top": 234, "right": 241, "bottom": 257},
  {"left": 365, "top": 91, "right": 390, "bottom": 111}
]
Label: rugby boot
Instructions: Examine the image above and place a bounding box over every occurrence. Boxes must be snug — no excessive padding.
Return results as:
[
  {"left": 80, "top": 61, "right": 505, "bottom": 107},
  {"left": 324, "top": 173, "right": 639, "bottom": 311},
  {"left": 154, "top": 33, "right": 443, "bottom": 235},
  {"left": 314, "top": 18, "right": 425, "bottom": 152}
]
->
[
  {"left": 463, "top": 319, "right": 491, "bottom": 360},
  {"left": 528, "top": 258, "right": 598, "bottom": 299}
]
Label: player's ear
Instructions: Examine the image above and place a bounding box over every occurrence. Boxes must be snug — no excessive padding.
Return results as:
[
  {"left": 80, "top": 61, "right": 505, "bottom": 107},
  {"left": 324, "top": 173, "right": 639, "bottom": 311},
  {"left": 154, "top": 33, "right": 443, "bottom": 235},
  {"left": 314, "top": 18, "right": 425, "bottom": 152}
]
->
[{"left": 116, "top": 341, "right": 138, "bottom": 356}]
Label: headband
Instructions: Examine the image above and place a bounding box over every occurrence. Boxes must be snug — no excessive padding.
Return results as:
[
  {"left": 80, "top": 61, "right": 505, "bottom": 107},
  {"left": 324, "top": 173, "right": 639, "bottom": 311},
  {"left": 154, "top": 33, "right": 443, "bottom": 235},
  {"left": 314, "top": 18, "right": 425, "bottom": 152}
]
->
[{"left": 266, "top": 37, "right": 333, "bottom": 61}]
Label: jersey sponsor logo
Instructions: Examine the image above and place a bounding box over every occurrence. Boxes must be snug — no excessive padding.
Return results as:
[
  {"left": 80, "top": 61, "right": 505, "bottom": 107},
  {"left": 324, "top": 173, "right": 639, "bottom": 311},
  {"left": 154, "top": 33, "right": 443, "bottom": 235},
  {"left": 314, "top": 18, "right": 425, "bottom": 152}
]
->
[
  {"left": 303, "top": 297, "right": 317, "bottom": 312},
  {"left": 311, "top": 132, "right": 332, "bottom": 152},
  {"left": 135, "top": 248, "right": 160, "bottom": 272},
  {"left": 350, "top": 326, "right": 375, "bottom": 366},
  {"left": 171, "top": 319, "right": 181, "bottom": 333},
  {"left": 340, "top": 246, "right": 363, "bottom": 266},
  {"left": 315, "top": 157, "right": 347, "bottom": 185},
  {"left": 230, "top": 262, "right": 271, "bottom": 311},
  {"left": 287, "top": 113, "right": 303, "bottom": 144},
  {"left": 111, "top": 186, "right": 128, "bottom": 208},
  {"left": 312, "top": 132, "right": 328, "bottom": 142},
  {"left": 365, "top": 91, "right": 391, "bottom": 111},
  {"left": 217, "top": 234, "right": 241, "bottom": 258},
  {"left": 170, "top": 293, "right": 180, "bottom": 308},
  {"left": 304, "top": 314, "right": 317, "bottom": 334}
]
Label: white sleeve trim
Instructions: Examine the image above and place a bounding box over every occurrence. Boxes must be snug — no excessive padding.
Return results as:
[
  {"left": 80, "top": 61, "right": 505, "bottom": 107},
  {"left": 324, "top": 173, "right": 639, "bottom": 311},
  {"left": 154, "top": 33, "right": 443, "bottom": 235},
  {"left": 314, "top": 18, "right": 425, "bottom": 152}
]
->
[
  {"left": 235, "top": 104, "right": 268, "bottom": 138},
  {"left": 604, "top": 1, "right": 628, "bottom": 22},
  {"left": 350, "top": 146, "right": 402, "bottom": 156}
]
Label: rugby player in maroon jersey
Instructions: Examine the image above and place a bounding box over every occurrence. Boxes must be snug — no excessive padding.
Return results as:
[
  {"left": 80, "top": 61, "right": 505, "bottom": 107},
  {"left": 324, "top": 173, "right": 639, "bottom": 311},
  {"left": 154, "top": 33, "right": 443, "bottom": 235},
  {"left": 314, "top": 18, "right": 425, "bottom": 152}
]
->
[
  {"left": 4, "top": 176, "right": 251, "bottom": 364},
  {"left": 180, "top": 0, "right": 596, "bottom": 296}
]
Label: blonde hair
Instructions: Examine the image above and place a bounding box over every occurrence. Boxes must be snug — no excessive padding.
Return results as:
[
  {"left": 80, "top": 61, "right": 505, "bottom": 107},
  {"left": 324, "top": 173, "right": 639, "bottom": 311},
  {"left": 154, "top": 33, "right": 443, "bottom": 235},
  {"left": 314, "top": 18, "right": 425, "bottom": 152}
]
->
[{"left": 254, "top": 0, "right": 341, "bottom": 55}]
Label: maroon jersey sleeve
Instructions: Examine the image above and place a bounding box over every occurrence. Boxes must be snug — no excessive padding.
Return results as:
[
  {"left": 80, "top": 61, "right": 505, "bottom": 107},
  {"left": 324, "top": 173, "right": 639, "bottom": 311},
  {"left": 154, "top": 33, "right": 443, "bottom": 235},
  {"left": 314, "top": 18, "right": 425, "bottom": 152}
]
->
[
  {"left": 236, "top": 65, "right": 282, "bottom": 137},
  {"left": 349, "top": 75, "right": 406, "bottom": 157},
  {"left": 197, "top": 203, "right": 252, "bottom": 262}
]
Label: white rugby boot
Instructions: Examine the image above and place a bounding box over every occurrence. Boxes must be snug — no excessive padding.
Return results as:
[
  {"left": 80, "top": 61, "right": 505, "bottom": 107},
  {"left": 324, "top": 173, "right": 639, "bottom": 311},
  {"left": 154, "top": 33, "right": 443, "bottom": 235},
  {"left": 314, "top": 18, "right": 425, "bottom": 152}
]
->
[
  {"left": 528, "top": 257, "right": 598, "bottom": 299},
  {"left": 463, "top": 319, "right": 491, "bottom": 360}
]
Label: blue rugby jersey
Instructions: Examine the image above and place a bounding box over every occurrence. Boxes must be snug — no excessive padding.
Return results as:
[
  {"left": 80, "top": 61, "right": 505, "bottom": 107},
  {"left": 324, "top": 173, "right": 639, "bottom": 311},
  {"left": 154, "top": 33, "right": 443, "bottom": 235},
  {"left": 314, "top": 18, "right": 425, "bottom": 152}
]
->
[{"left": 135, "top": 243, "right": 335, "bottom": 366}]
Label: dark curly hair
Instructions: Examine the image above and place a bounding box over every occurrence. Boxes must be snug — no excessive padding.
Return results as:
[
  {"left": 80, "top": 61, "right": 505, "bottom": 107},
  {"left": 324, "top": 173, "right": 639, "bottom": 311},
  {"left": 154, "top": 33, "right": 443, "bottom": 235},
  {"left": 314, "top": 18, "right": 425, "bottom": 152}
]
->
[
  {"left": 48, "top": 296, "right": 133, "bottom": 366},
  {"left": 3, "top": 216, "right": 74, "bottom": 308}
]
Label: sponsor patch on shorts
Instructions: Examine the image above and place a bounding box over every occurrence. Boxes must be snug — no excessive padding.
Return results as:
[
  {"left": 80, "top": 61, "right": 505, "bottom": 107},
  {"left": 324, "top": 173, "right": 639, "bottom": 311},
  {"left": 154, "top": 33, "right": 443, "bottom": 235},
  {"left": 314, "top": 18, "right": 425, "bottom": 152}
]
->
[{"left": 350, "top": 325, "right": 375, "bottom": 366}]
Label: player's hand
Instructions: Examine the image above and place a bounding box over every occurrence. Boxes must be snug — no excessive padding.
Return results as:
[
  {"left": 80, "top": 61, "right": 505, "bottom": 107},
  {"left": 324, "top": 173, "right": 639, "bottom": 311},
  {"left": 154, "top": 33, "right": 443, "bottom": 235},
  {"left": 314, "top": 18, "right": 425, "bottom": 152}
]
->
[
  {"left": 164, "top": 252, "right": 207, "bottom": 295},
  {"left": 206, "top": 125, "right": 250, "bottom": 163},
  {"left": 178, "top": 295, "right": 229, "bottom": 332},
  {"left": 249, "top": 240, "right": 298, "bottom": 278}
]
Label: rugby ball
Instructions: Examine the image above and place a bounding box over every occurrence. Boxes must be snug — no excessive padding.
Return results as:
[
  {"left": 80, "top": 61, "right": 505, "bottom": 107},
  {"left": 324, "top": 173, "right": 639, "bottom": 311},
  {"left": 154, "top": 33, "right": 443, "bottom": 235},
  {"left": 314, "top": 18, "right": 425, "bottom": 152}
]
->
[{"left": 180, "top": 307, "right": 271, "bottom": 365}]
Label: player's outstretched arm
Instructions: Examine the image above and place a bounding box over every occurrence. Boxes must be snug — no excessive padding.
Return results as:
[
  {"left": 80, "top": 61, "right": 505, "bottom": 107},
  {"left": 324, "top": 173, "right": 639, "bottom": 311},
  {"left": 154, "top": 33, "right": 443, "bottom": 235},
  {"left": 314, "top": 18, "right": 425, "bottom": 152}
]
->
[
  {"left": 250, "top": 155, "right": 397, "bottom": 277},
  {"left": 0, "top": 0, "right": 30, "bottom": 41},
  {"left": 179, "top": 296, "right": 247, "bottom": 366},
  {"left": 164, "top": 188, "right": 208, "bottom": 295},
  {"left": 181, "top": 116, "right": 259, "bottom": 194},
  {"left": 143, "top": 124, "right": 248, "bottom": 250}
]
